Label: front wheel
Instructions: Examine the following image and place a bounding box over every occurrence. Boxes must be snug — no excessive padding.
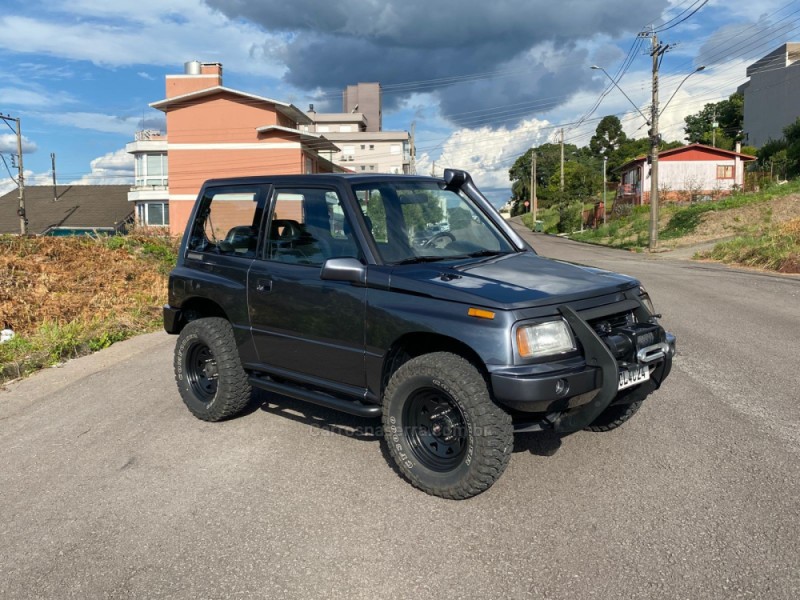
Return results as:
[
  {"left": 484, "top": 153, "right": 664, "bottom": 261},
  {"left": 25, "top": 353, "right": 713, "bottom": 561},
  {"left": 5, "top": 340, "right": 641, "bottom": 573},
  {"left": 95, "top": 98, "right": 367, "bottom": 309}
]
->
[
  {"left": 382, "top": 352, "right": 513, "bottom": 499},
  {"left": 174, "top": 317, "right": 252, "bottom": 422}
]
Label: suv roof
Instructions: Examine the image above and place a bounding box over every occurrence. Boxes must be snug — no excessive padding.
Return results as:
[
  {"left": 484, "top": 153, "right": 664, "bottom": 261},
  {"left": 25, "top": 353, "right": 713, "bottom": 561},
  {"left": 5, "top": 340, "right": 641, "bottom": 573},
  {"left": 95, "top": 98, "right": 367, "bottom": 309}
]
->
[{"left": 201, "top": 173, "right": 442, "bottom": 188}]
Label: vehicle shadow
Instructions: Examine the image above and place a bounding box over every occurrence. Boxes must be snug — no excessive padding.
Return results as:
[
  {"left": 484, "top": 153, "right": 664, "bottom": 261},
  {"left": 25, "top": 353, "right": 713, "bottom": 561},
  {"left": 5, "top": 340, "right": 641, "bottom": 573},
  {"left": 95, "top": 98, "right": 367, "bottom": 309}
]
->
[
  {"left": 246, "top": 389, "right": 565, "bottom": 457},
  {"left": 513, "top": 430, "right": 563, "bottom": 456},
  {"left": 248, "top": 388, "right": 381, "bottom": 442}
]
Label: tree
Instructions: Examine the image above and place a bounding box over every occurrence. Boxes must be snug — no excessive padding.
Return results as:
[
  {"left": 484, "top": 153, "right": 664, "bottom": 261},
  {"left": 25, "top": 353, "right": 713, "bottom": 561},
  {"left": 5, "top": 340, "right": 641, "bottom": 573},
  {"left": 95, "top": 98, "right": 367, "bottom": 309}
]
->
[
  {"left": 683, "top": 93, "right": 744, "bottom": 150},
  {"left": 757, "top": 117, "right": 800, "bottom": 179},
  {"left": 590, "top": 115, "right": 627, "bottom": 157}
]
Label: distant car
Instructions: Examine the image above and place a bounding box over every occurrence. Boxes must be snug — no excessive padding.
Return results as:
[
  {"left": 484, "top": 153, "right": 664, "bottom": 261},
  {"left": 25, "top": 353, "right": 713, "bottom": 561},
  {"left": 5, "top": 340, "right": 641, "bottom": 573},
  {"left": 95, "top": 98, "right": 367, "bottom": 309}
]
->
[{"left": 164, "top": 169, "right": 676, "bottom": 499}]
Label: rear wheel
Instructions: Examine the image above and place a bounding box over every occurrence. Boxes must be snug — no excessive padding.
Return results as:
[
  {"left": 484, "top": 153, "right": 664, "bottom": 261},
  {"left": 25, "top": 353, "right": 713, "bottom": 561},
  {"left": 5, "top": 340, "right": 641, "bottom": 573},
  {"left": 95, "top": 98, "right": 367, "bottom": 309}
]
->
[
  {"left": 174, "top": 317, "right": 251, "bottom": 422},
  {"left": 382, "top": 352, "right": 513, "bottom": 499}
]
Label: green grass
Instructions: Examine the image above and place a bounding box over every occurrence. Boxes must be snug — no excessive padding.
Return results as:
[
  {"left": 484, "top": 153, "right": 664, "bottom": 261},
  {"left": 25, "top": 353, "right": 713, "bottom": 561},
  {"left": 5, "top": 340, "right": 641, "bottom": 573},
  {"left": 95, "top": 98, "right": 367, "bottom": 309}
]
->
[
  {"left": 570, "top": 179, "right": 800, "bottom": 250},
  {"left": 698, "top": 219, "right": 800, "bottom": 273},
  {"left": 661, "top": 179, "right": 800, "bottom": 240}
]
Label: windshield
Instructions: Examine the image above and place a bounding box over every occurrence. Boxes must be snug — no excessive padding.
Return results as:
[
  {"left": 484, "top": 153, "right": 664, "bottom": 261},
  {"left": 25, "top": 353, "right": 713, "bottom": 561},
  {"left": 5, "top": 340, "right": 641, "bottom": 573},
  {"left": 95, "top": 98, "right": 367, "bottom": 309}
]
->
[{"left": 350, "top": 181, "right": 515, "bottom": 264}]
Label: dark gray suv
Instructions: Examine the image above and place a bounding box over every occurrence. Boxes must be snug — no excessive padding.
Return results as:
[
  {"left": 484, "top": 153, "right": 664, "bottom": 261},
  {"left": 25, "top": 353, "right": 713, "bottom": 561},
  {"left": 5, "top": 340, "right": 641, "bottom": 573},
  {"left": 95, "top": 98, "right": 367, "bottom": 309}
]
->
[{"left": 164, "top": 169, "right": 675, "bottom": 499}]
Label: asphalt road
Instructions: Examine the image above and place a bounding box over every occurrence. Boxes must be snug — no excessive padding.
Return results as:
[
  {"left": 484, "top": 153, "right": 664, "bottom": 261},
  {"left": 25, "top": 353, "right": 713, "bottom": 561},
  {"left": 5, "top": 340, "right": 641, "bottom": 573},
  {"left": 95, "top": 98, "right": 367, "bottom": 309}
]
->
[{"left": 1, "top": 230, "right": 799, "bottom": 599}]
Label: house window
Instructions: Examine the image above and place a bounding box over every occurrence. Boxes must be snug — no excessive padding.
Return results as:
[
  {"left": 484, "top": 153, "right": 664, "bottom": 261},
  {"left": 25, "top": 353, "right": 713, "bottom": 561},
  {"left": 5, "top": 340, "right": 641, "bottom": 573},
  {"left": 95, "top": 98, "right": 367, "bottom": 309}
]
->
[
  {"left": 716, "top": 164, "right": 734, "bottom": 179},
  {"left": 137, "top": 202, "right": 170, "bottom": 227},
  {"left": 135, "top": 153, "right": 168, "bottom": 187},
  {"left": 360, "top": 144, "right": 366, "bottom": 150},
  {"left": 305, "top": 156, "right": 314, "bottom": 174},
  {"left": 317, "top": 125, "right": 330, "bottom": 133},
  {"left": 369, "top": 144, "right": 375, "bottom": 150},
  {"left": 339, "top": 125, "right": 353, "bottom": 133}
]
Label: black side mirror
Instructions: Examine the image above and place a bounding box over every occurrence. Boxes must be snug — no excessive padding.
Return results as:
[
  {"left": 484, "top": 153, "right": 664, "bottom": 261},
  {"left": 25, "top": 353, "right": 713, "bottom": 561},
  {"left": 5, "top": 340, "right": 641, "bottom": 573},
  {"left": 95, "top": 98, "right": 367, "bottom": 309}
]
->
[{"left": 321, "top": 258, "right": 366, "bottom": 285}]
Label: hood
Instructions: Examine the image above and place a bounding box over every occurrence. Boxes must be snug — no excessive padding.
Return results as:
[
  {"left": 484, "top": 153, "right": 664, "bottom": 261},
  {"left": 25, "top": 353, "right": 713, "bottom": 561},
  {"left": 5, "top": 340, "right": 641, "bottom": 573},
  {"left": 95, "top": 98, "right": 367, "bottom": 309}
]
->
[{"left": 388, "top": 251, "right": 638, "bottom": 310}]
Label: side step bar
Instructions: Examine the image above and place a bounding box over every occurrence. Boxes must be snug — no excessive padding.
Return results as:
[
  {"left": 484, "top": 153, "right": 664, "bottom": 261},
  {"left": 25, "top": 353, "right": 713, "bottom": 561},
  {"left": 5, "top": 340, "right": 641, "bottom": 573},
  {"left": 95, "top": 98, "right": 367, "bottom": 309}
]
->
[{"left": 248, "top": 376, "right": 382, "bottom": 418}]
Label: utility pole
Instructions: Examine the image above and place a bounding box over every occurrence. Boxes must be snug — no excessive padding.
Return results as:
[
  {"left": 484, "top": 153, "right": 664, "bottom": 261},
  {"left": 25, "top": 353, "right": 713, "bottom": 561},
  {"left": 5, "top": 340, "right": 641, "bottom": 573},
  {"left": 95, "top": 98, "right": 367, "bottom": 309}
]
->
[
  {"left": 51, "top": 152, "right": 58, "bottom": 202},
  {"left": 711, "top": 108, "right": 718, "bottom": 148},
  {"left": 647, "top": 31, "right": 668, "bottom": 251},
  {"left": 409, "top": 121, "right": 416, "bottom": 175},
  {"left": 603, "top": 155, "right": 607, "bottom": 226},
  {"left": 1, "top": 114, "right": 26, "bottom": 234},
  {"left": 559, "top": 128, "right": 565, "bottom": 192},
  {"left": 532, "top": 151, "right": 538, "bottom": 223}
]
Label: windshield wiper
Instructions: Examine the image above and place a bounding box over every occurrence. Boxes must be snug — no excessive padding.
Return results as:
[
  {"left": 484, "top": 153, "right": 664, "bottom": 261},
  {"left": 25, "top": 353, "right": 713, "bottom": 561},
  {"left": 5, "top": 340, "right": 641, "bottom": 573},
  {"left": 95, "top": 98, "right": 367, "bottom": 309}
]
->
[
  {"left": 464, "top": 250, "right": 509, "bottom": 258},
  {"left": 391, "top": 255, "right": 453, "bottom": 265}
]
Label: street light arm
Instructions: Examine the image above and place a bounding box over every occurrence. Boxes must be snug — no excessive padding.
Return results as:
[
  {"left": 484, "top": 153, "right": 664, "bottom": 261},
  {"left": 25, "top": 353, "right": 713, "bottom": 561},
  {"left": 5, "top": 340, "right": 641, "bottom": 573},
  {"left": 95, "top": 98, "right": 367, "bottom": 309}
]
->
[
  {"left": 590, "top": 65, "right": 650, "bottom": 125},
  {"left": 660, "top": 66, "right": 705, "bottom": 117}
]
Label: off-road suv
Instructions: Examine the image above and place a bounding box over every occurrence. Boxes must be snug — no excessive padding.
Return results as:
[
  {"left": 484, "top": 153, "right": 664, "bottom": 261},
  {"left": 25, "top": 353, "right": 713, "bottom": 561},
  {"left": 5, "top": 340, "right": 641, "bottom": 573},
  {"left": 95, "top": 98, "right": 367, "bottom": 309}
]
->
[{"left": 164, "top": 169, "right": 675, "bottom": 499}]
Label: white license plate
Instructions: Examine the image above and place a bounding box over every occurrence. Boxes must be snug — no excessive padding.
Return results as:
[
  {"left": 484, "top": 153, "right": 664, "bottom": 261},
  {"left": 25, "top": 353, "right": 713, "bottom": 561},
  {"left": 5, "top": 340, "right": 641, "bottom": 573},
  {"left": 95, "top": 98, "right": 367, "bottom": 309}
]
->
[{"left": 618, "top": 365, "right": 650, "bottom": 390}]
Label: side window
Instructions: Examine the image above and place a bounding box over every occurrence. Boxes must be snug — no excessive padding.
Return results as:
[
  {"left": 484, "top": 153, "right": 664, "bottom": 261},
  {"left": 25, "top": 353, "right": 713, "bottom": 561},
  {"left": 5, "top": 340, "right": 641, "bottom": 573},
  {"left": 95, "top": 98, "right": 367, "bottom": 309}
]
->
[
  {"left": 266, "top": 188, "right": 359, "bottom": 266},
  {"left": 188, "top": 187, "right": 262, "bottom": 257}
]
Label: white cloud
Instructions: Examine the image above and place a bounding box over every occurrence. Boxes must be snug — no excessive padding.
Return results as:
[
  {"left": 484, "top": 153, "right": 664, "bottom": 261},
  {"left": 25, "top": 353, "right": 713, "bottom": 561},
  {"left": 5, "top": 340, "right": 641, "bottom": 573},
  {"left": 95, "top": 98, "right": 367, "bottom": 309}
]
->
[
  {"left": 0, "top": 87, "right": 76, "bottom": 108},
  {"left": 0, "top": 134, "right": 38, "bottom": 154},
  {"left": 416, "top": 118, "right": 551, "bottom": 193},
  {"left": 137, "top": 71, "right": 155, "bottom": 80},
  {"left": 36, "top": 112, "right": 144, "bottom": 136},
  {"left": 0, "top": 169, "right": 53, "bottom": 197},
  {"left": 0, "top": 1, "right": 287, "bottom": 77},
  {"left": 68, "top": 148, "right": 134, "bottom": 185}
]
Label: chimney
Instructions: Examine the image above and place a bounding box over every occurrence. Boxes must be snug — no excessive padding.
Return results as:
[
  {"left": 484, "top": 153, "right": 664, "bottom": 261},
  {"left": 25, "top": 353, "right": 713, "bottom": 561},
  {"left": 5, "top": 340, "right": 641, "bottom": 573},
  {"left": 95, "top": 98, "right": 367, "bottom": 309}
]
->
[
  {"left": 735, "top": 141, "right": 741, "bottom": 154},
  {"left": 166, "top": 61, "right": 223, "bottom": 98}
]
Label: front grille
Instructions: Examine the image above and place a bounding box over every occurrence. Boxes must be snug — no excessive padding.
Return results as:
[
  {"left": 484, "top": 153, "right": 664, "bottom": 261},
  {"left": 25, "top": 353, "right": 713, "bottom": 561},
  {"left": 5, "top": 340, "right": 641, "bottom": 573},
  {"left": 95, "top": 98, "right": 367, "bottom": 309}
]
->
[{"left": 588, "top": 311, "right": 633, "bottom": 336}]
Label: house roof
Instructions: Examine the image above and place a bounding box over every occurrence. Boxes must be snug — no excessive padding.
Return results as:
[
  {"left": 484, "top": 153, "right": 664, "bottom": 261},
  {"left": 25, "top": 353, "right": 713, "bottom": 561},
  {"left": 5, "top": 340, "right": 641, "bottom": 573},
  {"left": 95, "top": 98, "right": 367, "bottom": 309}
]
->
[
  {"left": 0, "top": 185, "right": 133, "bottom": 235},
  {"left": 150, "top": 86, "right": 311, "bottom": 125},
  {"left": 254, "top": 125, "right": 340, "bottom": 152},
  {"left": 617, "top": 143, "right": 757, "bottom": 172}
]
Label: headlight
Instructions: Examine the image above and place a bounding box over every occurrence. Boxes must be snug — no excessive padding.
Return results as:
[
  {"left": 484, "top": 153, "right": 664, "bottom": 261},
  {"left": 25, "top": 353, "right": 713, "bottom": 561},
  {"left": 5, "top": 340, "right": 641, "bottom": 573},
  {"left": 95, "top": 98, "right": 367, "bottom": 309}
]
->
[
  {"left": 639, "top": 286, "right": 656, "bottom": 315},
  {"left": 516, "top": 320, "right": 576, "bottom": 359}
]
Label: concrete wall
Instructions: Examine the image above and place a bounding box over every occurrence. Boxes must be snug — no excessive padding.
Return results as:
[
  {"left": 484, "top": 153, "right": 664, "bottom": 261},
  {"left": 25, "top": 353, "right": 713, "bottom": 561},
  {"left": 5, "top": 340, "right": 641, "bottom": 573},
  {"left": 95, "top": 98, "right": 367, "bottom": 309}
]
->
[
  {"left": 742, "top": 44, "right": 800, "bottom": 147},
  {"left": 343, "top": 83, "right": 381, "bottom": 132}
]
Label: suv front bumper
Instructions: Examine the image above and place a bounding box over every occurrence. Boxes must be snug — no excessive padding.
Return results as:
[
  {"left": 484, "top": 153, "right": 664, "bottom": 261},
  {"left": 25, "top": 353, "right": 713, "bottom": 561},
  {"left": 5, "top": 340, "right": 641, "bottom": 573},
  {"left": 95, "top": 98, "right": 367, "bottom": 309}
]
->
[{"left": 490, "top": 310, "right": 676, "bottom": 419}]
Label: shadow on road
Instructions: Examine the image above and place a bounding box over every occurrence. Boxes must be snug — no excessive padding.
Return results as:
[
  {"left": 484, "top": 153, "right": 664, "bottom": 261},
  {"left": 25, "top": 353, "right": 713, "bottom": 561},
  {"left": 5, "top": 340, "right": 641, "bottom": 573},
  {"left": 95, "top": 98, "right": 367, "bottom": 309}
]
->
[
  {"left": 514, "top": 430, "right": 563, "bottom": 456},
  {"left": 249, "top": 389, "right": 381, "bottom": 442}
]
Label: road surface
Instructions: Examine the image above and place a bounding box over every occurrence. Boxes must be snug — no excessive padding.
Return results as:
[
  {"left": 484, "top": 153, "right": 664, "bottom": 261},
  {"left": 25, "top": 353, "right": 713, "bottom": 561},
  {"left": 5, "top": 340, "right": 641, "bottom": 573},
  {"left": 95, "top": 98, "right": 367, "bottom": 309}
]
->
[{"left": 1, "top": 229, "right": 798, "bottom": 599}]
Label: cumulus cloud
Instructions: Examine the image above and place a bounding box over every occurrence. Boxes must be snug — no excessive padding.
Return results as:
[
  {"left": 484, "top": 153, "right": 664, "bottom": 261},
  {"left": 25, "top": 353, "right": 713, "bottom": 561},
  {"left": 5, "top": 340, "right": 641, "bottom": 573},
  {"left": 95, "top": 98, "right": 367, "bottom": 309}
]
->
[
  {"left": 68, "top": 148, "right": 134, "bottom": 185},
  {"left": 0, "top": 169, "right": 53, "bottom": 196},
  {"left": 416, "top": 118, "right": 551, "bottom": 199},
  {"left": 206, "top": 0, "right": 670, "bottom": 127},
  {"left": 0, "top": 134, "right": 38, "bottom": 154}
]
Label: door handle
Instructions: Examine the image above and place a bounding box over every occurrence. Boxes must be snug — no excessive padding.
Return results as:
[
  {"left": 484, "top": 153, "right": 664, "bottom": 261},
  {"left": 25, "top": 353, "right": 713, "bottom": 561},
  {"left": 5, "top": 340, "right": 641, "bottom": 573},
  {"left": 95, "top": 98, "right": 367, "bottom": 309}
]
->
[{"left": 256, "top": 279, "right": 272, "bottom": 293}]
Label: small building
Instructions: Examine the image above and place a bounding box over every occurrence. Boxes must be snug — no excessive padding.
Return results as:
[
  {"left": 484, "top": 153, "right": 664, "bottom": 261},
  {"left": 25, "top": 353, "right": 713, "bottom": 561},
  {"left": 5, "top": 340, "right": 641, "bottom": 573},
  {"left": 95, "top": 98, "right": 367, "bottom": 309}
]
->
[
  {"left": 616, "top": 143, "right": 756, "bottom": 206},
  {"left": 738, "top": 43, "right": 800, "bottom": 148},
  {"left": 0, "top": 185, "right": 132, "bottom": 235}
]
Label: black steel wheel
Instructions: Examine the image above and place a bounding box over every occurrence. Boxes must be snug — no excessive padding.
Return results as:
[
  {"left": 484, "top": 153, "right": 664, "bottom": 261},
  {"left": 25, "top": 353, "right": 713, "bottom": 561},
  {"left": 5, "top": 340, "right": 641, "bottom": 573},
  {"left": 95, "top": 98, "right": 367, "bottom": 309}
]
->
[
  {"left": 185, "top": 341, "right": 218, "bottom": 402},
  {"left": 382, "top": 352, "right": 513, "bottom": 499},
  {"left": 403, "top": 388, "right": 469, "bottom": 472},
  {"left": 174, "top": 317, "right": 251, "bottom": 422}
]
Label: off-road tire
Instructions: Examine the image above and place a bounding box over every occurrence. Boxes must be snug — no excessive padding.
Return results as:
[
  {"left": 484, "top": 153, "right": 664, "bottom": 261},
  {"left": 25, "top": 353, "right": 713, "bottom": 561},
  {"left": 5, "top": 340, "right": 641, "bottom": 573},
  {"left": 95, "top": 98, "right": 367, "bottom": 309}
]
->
[
  {"left": 174, "top": 317, "right": 251, "bottom": 422},
  {"left": 584, "top": 400, "right": 643, "bottom": 432},
  {"left": 382, "top": 352, "right": 513, "bottom": 500}
]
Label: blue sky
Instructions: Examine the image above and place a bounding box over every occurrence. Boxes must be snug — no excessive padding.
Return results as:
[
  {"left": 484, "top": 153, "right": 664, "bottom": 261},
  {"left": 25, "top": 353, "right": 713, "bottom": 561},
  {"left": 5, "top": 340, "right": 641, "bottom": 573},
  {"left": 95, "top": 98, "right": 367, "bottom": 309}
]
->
[{"left": 1, "top": 0, "right": 797, "bottom": 204}]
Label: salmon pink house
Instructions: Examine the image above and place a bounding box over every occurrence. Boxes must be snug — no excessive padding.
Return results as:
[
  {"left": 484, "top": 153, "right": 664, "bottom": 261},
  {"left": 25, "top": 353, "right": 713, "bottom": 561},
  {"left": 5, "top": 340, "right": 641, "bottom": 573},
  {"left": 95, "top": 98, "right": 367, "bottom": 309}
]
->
[
  {"left": 617, "top": 143, "right": 756, "bottom": 206},
  {"left": 127, "top": 61, "right": 342, "bottom": 234}
]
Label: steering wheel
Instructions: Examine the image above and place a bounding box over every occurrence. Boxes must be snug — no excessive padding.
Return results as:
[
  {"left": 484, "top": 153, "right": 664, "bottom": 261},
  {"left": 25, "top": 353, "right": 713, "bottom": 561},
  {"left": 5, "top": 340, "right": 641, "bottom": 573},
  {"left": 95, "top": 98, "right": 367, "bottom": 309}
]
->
[{"left": 423, "top": 231, "right": 455, "bottom": 249}]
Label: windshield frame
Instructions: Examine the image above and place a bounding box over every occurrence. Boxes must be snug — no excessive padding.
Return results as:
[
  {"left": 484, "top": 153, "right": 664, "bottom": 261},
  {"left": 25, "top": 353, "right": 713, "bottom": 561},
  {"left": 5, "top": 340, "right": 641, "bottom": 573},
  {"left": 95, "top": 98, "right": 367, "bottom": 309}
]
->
[{"left": 349, "top": 179, "right": 518, "bottom": 266}]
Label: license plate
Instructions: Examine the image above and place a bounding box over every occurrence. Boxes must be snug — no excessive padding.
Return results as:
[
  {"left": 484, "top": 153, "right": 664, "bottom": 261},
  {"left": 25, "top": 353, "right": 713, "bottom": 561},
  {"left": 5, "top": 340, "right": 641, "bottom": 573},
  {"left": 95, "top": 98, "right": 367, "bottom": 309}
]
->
[{"left": 618, "top": 365, "right": 650, "bottom": 391}]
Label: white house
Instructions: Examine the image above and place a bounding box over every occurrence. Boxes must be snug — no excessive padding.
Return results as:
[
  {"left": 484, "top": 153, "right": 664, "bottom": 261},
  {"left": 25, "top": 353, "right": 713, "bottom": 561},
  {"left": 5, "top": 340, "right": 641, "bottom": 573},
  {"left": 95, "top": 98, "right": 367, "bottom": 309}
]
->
[{"left": 617, "top": 143, "right": 756, "bottom": 205}]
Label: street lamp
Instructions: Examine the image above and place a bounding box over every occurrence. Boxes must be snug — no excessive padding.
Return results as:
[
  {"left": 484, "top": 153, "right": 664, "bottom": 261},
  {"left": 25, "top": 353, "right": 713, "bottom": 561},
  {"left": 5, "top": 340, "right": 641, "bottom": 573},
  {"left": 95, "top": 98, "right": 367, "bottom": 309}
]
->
[{"left": 590, "top": 65, "right": 650, "bottom": 125}]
